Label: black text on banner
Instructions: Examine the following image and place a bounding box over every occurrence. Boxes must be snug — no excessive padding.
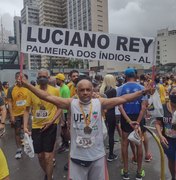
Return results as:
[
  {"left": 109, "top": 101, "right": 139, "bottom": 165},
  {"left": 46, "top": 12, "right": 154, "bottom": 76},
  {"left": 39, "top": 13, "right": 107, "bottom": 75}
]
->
[{"left": 21, "top": 24, "right": 155, "bottom": 66}]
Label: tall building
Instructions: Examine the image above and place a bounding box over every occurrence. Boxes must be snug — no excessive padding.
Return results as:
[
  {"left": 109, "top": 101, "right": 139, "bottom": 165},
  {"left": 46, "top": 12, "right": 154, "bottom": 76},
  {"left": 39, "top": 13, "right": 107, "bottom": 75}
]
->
[
  {"left": 68, "top": 0, "right": 108, "bottom": 32},
  {"left": 39, "top": 0, "right": 67, "bottom": 69},
  {"left": 67, "top": 0, "right": 109, "bottom": 71},
  {"left": 23, "top": 0, "right": 39, "bottom": 7},
  {"left": 21, "top": 0, "right": 39, "bottom": 26},
  {"left": 156, "top": 28, "right": 176, "bottom": 65},
  {"left": 39, "top": 0, "right": 67, "bottom": 28},
  {"left": 21, "top": 0, "right": 41, "bottom": 70},
  {"left": 14, "top": 16, "right": 21, "bottom": 48}
]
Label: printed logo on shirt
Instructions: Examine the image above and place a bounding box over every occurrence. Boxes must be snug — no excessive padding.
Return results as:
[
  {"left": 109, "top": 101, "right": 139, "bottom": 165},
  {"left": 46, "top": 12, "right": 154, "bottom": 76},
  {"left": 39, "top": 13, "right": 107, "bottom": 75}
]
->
[
  {"left": 92, "top": 112, "right": 98, "bottom": 119},
  {"left": 163, "top": 116, "right": 172, "bottom": 124},
  {"left": 74, "top": 113, "right": 88, "bottom": 122}
]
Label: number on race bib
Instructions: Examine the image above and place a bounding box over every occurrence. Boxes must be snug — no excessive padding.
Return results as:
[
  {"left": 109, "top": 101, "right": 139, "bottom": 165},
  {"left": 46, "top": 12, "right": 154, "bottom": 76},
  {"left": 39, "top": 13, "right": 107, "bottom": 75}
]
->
[
  {"left": 36, "top": 110, "right": 48, "bottom": 119},
  {"left": 76, "top": 136, "right": 95, "bottom": 148}
]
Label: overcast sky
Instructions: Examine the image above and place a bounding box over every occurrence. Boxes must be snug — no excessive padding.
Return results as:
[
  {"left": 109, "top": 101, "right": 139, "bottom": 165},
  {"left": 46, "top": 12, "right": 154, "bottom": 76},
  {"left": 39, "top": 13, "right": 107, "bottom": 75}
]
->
[{"left": 0, "top": 0, "right": 176, "bottom": 37}]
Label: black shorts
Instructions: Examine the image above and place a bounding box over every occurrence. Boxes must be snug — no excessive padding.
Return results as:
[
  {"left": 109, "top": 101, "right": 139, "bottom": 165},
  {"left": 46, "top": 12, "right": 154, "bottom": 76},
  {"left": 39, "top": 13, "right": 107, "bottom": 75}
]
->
[
  {"left": 120, "top": 114, "right": 146, "bottom": 133},
  {"left": 14, "top": 115, "right": 23, "bottom": 129},
  {"left": 32, "top": 124, "right": 57, "bottom": 154}
]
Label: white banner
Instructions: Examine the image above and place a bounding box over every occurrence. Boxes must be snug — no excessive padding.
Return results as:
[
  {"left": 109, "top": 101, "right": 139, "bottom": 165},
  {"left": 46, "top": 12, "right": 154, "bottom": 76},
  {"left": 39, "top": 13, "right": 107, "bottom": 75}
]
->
[{"left": 21, "top": 24, "right": 155, "bottom": 66}]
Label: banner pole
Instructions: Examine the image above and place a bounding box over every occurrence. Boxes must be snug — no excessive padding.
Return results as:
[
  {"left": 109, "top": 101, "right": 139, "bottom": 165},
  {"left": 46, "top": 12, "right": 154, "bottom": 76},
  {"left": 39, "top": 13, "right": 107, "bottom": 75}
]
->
[
  {"left": 20, "top": 52, "right": 24, "bottom": 80},
  {"left": 152, "top": 38, "right": 157, "bottom": 86}
]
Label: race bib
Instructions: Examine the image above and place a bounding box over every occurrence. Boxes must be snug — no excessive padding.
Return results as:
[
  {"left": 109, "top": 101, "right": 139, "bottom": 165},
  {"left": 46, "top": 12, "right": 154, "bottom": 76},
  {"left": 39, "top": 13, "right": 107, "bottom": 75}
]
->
[
  {"left": 16, "top": 100, "right": 26, "bottom": 106},
  {"left": 35, "top": 110, "right": 48, "bottom": 119},
  {"left": 76, "top": 136, "right": 95, "bottom": 148}
]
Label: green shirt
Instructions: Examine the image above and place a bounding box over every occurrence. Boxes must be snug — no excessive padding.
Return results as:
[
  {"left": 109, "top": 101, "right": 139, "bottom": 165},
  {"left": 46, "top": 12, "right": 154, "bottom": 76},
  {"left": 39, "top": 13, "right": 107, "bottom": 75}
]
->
[{"left": 60, "top": 84, "right": 70, "bottom": 113}]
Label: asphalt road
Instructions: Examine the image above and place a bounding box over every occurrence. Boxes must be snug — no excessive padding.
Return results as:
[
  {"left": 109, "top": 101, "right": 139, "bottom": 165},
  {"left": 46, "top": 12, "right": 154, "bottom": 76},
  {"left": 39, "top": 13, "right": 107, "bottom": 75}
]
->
[{"left": 0, "top": 124, "right": 171, "bottom": 180}]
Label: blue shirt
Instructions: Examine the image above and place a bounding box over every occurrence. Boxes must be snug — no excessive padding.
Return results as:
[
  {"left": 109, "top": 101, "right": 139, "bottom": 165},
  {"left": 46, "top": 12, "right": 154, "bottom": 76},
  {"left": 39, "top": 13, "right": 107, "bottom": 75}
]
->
[{"left": 117, "top": 82, "right": 147, "bottom": 115}]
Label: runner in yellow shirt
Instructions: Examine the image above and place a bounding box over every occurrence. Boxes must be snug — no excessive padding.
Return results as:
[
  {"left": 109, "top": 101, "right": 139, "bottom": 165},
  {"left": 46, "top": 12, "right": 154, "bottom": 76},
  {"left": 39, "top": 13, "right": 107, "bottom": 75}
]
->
[
  {"left": 0, "top": 149, "right": 9, "bottom": 180},
  {"left": 0, "top": 96, "right": 9, "bottom": 180},
  {"left": 24, "top": 69, "right": 61, "bottom": 180},
  {"left": 67, "top": 70, "right": 79, "bottom": 97},
  {"left": 155, "top": 76, "right": 166, "bottom": 105},
  {"left": 7, "top": 72, "right": 29, "bottom": 159}
]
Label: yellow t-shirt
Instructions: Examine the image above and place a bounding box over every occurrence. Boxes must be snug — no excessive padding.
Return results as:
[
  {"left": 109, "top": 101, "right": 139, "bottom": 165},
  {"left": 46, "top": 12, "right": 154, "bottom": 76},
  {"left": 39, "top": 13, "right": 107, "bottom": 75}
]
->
[
  {"left": 7, "top": 85, "right": 29, "bottom": 117},
  {"left": 0, "top": 148, "right": 9, "bottom": 179},
  {"left": 158, "top": 84, "right": 166, "bottom": 104},
  {"left": 26, "top": 85, "right": 60, "bottom": 129},
  {"left": 3, "top": 88, "right": 8, "bottom": 96},
  {"left": 67, "top": 81, "right": 76, "bottom": 97}
]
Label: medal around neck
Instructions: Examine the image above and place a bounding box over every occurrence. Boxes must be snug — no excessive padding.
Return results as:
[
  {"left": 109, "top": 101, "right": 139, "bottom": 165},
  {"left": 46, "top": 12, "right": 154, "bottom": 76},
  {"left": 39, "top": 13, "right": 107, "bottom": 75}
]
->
[{"left": 84, "top": 126, "right": 92, "bottom": 134}]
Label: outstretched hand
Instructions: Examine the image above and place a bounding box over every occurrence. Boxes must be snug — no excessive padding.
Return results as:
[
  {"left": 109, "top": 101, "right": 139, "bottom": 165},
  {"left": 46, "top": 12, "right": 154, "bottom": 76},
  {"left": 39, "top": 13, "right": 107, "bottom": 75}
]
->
[
  {"left": 16, "top": 74, "right": 28, "bottom": 87},
  {"left": 144, "top": 82, "right": 155, "bottom": 95}
]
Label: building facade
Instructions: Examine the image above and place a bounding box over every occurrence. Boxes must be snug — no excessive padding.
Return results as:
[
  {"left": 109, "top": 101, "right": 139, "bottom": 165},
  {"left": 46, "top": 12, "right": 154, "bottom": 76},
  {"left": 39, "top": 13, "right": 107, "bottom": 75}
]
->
[
  {"left": 67, "top": 0, "right": 109, "bottom": 72},
  {"left": 14, "top": 16, "right": 21, "bottom": 48},
  {"left": 21, "top": 0, "right": 41, "bottom": 70},
  {"left": 156, "top": 28, "right": 176, "bottom": 65},
  {"left": 67, "top": 0, "right": 108, "bottom": 32},
  {"left": 38, "top": 0, "right": 67, "bottom": 69},
  {"left": 156, "top": 28, "right": 176, "bottom": 73}
]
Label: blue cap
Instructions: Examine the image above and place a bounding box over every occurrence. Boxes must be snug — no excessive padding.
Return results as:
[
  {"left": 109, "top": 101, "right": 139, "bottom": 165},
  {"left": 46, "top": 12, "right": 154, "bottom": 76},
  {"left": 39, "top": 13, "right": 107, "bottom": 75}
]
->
[{"left": 124, "top": 68, "right": 135, "bottom": 77}]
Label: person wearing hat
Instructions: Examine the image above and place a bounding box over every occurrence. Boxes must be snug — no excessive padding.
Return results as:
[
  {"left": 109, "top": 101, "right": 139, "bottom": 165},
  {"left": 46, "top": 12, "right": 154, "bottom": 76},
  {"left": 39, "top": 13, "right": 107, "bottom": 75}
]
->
[
  {"left": 55, "top": 73, "right": 71, "bottom": 153},
  {"left": 117, "top": 68, "right": 148, "bottom": 180}
]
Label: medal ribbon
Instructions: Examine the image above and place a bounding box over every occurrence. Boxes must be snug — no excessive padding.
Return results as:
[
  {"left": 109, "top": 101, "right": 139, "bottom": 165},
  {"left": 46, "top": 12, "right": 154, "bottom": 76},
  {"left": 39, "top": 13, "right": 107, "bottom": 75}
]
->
[{"left": 79, "top": 101, "right": 92, "bottom": 127}]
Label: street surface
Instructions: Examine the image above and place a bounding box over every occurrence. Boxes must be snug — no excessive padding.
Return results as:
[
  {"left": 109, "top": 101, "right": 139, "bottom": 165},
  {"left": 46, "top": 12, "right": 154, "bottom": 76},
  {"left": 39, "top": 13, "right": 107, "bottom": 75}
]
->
[{"left": 0, "top": 124, "right": 171, "bottom": 180}]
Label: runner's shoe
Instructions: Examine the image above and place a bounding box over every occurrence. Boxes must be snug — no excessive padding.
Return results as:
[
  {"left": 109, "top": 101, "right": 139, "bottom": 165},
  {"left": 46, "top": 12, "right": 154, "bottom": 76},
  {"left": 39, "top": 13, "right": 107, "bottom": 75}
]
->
[
  {"left": 121, "top": 169, "right": 130, "bottom": 180},
  {"left": 107, "top": 154, "right": 118, "bottom": 162},
  {"left": 145, "top": 153, "right": 152, "bottom": 162},
  {"left": 136, "top": 169, "right": 145, "bottom": 180},
  {"left": 58, "top": 144, "right": 69, "bottom": 153},
  {"left": 15, "top": 149, "right": 22, "bottom": 159}
]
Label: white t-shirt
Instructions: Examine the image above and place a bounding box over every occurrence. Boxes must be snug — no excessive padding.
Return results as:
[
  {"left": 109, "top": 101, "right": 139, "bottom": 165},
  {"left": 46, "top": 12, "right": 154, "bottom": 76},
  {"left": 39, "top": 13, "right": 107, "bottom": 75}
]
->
[{"left": 70, "top": 99, "right": 105, "bottom": 161}]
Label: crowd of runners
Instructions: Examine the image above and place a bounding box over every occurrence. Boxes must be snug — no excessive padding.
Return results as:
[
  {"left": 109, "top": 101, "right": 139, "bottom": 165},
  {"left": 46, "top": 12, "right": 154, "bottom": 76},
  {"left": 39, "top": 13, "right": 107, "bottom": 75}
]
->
[{"left": 0, "top": 68, "right": 176, "bottom": 180}]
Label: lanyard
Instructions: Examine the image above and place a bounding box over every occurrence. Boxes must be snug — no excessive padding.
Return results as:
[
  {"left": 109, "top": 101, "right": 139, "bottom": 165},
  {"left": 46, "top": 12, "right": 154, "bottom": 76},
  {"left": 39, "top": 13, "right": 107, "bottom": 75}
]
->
[{"left": 79, "top": 101, "right": 92, "bottom": 127}]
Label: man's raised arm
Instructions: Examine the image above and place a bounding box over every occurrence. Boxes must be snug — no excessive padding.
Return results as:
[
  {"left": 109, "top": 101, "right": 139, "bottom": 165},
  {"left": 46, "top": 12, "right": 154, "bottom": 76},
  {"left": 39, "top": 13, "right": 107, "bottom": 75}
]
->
[
  {"left": 22, "top": 79, "right": 72, "bottom": 110},
  {"left": 100, "top": 87, "right": 151, "bottom": 110}
]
